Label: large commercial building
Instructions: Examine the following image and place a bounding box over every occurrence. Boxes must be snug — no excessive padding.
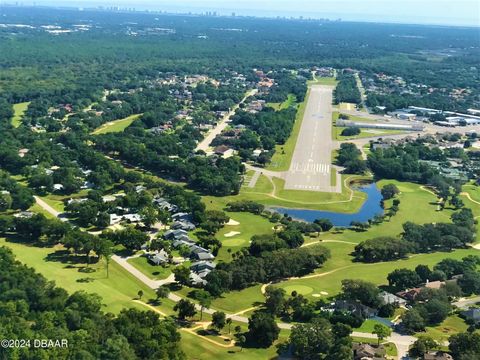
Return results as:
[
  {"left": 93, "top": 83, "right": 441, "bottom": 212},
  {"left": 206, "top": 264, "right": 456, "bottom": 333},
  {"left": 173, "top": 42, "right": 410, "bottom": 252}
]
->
[{"left": 336, "top": 120, "right": 424, "bottom": 131}]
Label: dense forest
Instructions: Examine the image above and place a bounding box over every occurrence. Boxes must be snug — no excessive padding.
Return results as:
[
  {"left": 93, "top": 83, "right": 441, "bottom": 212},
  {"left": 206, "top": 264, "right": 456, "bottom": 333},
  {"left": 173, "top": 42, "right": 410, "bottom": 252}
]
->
[{"left": 0, "top": 247, "right": 184, "bottom": 360}]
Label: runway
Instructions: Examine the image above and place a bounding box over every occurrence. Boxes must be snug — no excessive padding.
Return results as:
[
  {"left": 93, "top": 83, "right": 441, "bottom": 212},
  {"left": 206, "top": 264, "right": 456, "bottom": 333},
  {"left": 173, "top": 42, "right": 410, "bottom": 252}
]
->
[{"left": 284, "top": 85, "right": 340, "bottom": 193}]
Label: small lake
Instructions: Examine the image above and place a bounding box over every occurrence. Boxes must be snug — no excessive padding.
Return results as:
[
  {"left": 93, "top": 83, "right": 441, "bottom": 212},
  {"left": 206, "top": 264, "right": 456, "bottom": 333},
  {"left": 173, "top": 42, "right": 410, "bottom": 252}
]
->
[{"left": 271, "top": 183, "right": 384, "bottom": 227}]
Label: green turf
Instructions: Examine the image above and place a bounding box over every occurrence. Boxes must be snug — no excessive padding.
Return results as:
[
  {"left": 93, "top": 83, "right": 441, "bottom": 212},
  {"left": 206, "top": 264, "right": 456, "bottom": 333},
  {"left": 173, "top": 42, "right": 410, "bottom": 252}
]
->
[
  {"left": 127, "top": 256, "right": 172, "bottom": 280},
  {"left": 354, "top": 319, "right": 385, "bottom": 333},
  {"left": 11, "top": 102, "right": 30, "bottom": 127},
  {"left": 202, "top": 179, "right": 480, "bottom": 313},
  {"left": 210, "top": 285, "right": 265, "bottom": 313},
  {"left": 308, "top": 77, "right": 338, "bottom": 86},
  {"left": 0, "top": 236, "right": 177, "bottom": 315},
  {"left": 283, "top": 285, "right": 313, "bottom": 296},
  {"left": 330, "top": 168, "right": 338, "bottom": 187},
  {"left": 28, "top": 203, "right": 56, "bottom": 219},
  {"left": 91, "top": 114, "right": 142, "bottom": 135},
  {"left": 202, "top": 197, "right": 275, "bottom": 262},
  {"left": 180, "top": 328, "right": 290, "bottom": 360},
  {"left": 333, "top": 126, "right": 405, "bottom": 141},
  {"left": 420, "top": 315, "right": 468, "bottom": 342},
  {"left": 241, "top": 174, "right": 274, "bottom": 195},
  {"left": 220, "top": 172, "right": 370, "bottom": 213},
  {"left": 267, "top": 94, "right": 296, "bottom": 111}
]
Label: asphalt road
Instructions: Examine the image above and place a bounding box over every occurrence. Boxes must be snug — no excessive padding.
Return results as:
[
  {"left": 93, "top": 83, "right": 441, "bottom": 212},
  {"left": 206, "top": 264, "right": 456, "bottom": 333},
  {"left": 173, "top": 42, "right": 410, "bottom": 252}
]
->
[
  {"left": 284, "top": 85, "right": 341, "bottom": 193},
  {"left": 195, "top": 89, "right": 257, "bottom": 152}
]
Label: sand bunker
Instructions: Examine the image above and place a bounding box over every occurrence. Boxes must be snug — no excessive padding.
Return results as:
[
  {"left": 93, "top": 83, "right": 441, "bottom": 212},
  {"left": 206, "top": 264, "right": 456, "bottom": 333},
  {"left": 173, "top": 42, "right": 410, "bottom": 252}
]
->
[
  {"left": 226, "top": 219, "right": 240, "bottom": 226},
  {"left": 224, "top": 231, "right": 241, "bottom": 238}
]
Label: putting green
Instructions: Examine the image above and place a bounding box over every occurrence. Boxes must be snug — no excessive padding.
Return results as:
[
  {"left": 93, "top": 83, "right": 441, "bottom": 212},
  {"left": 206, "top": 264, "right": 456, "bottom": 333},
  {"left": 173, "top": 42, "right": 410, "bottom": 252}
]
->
[{"left": 282, "top": 285, "right": 313, "bottom": 296}]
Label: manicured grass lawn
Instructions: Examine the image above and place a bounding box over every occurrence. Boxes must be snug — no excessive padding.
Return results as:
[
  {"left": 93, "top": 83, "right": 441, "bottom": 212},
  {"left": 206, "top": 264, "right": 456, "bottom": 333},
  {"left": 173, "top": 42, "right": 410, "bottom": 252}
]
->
[
  {"left": 91, "top": 114, "right": 142, "bottom": 135},
  {"left": 241, "top": 174, "right": 274, "bottom": 195},
  {"left": 274, "top": 248, "right": 478, "bottom": 302},
  {"left": 464, "top": 183, "right": 480, "bottom": 203},
  {"left": 39, "top": 194, "right": 66, "bottom": 212},
  {"left": 29, "top": 203, "right": 56, "bottom": 219},
  {"left": 333, "top": 126, "right": 405, "bottom": 141},
  {"left": 269, "top": 176, "right": 368, "bottom": 212},
  {"left": 331, "top": 168, "right": 337, "bottom": 186},
  {"left": 11, "top": 102, "right": 30, "bottom": 127},
  {"left": 267, "top": 94, "right": 296, "bottom": 111},
  {"left": 354, "top": 319, "right": 385, "bottom": 333},
  {"left": 180, "top": 328, "right": 290, "bottom": 360},
  {"left": 420, "top": 315, "right": 468, "bottom": 342},
  {"left": 202, "top": 196, "right": 275, "bottom": 262},
  {"left": 224, "top": 170, "right": 370, "bottom": 212},
  {"left": 0, "top": 236, "right": 177, "bottom": 315},
  {"left": 210, "top": 285, "right": 265, "bottom": 313},
  {"left": 209, "top": 179, "right": 480, "bottom": 312},
  {"left": 267, "top": 87, "right": 310, "bottom": 171},
  {"left": 127, "top": 256, "right": 172, "bottom": 280}
]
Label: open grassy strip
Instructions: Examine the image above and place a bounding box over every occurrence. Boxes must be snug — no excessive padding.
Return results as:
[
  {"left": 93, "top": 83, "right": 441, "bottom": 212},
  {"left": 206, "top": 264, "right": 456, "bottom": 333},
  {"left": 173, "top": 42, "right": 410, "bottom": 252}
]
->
[
  {"left": 333, "top": 126, "right": 405, "bottom": 141},
  {"left": 330, "top": 168, "right": 337, "bottom": 187},
  {"left": 308, "top": 77, "right": 338, "bottom": 86},
  {"left": 208, "top": 170, "right": 370, "bottom": 212},
  {"left": 267, "top": 87, "right": 310, "bottom": 171},
  {"left": 127, "top": 256, "right": 173, "bottom": 280},
  {"left": 267, "top": 93, "right": 296, "bottom": 111},
  {"left": 0, "top": 236, "right": 177, "bottom": 315},
  {"left": 11, "top": 102, "right": 30, "bottom": 127},
  {"left": 91, "top": 113, "right": 142, "bottom": 135}
]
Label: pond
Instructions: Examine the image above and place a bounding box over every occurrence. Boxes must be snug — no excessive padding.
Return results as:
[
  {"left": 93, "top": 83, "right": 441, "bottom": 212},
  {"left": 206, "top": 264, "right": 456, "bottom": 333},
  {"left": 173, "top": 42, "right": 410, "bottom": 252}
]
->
[{"left": 271, "top": 183, "right": 384, "bottom": 227}]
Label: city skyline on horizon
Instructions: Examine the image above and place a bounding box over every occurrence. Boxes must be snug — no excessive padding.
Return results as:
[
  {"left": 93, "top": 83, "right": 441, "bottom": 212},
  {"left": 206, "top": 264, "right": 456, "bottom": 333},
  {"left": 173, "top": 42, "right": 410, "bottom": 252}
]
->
[{"left": 7, "top": 0, "right": 480, "bottom": 27}]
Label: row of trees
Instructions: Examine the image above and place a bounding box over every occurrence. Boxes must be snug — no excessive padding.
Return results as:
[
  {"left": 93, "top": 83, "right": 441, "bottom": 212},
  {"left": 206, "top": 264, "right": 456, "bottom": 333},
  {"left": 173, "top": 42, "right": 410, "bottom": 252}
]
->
[
  {"left": 334, "top": 73, "right": 361, "bottom": 105},
  {"left": 353, "top": 208, "right": 476, "bottom": 262},
  {"left": 205, "top": 245, "right": 330, "bottom": 296},
  {"left": 0, "top": 247, "right": 184, "bottom": 359}
]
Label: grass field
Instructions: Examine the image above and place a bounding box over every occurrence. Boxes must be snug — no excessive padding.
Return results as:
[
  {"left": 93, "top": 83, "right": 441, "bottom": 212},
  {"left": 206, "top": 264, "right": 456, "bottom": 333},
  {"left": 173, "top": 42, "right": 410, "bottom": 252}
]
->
[
  {"left": 200, "top": 179, "right": 480, "bottom": 313},
  {"left": 91, "top": 114, "right": 142, "bottom": 135},
  {"left": 180, "top": 328, "right": 290, "bottom": 360},
  {"left": 330, "top": 168, "right": 337, "bottom": 187},
  {"left": 333, "top": 126, "right": 405, "bottom": 141},
  {"left": 11, "top": 102, "right": 30, "bottom": 127},
  {"left": 127, "top": 256, "right": 173, "bottom": 280},
  {"left": 420, "top": 315, "right": 468, "bottom": 342},
  {"left": 308, "top": 77, "right": 338, "bottom": 86},
  {"left": 267, "top": 94, "right": 296, "bottom": 111},
  {"left": 208, "top": 174, "right": 369, "bottom": 212},
  {"left": 0, "top": 236, "right": 177, "bottom": 315},
  {"left": 331, "top": 111, "right": 404, "bottom": 141}
]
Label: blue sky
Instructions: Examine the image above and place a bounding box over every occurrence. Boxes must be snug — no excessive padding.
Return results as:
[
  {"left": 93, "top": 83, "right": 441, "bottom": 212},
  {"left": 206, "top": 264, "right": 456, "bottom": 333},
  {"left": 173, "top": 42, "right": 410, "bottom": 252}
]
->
[{"left": 31, "top": 0, "right": 480, "bottom": 26}]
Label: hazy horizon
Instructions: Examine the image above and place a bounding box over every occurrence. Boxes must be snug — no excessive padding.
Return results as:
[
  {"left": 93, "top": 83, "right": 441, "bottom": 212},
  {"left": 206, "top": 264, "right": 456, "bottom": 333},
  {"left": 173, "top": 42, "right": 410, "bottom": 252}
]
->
[{"left": 10, "top": 0, "right": 480, "bottom": 27}]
